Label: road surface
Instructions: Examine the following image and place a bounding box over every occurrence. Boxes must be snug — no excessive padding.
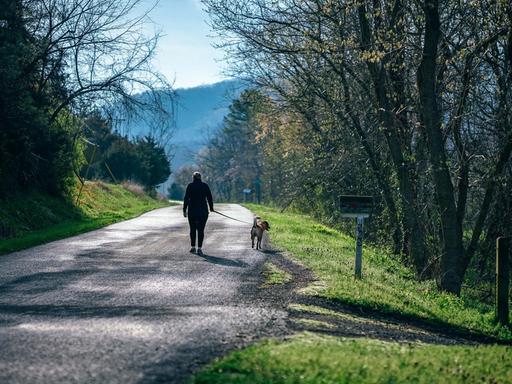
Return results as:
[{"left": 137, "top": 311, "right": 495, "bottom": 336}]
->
[{"left": 0, "top": 204, "right": 285, "bottom": 383}]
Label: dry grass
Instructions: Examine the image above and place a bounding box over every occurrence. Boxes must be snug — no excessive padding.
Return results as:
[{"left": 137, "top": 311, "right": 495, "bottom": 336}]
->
[{"left": 121, "top": 181, "right": 146, "bottom": 197}]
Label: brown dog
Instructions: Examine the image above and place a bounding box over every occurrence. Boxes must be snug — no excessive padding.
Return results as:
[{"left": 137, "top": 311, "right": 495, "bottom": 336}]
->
[{"left": 251, "top": 216, "right": 270, "bottom": 250}]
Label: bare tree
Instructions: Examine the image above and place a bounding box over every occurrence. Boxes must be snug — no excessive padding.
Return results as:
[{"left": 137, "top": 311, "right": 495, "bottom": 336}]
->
[
  {"left": 203, "top": 0, "right": 512, "bottom": 294},
  {"left": 21, "top": 0, "right": 174, "bottom": 140}
]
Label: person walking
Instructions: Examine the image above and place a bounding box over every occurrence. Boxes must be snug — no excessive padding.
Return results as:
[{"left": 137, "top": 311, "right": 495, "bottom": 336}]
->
[{"left": 183, "top": 172, "right": 214, "bottom": 255}]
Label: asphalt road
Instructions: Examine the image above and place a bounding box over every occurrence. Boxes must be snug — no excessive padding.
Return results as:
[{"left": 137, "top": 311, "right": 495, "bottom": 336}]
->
[{"left": 0, "top": 204, "right": 285, "bottom": 383}]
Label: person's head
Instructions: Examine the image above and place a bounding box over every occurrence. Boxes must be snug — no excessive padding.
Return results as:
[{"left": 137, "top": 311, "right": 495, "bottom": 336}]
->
[{"left": 193, "top": 171, "right": 201, "bottom": 181}]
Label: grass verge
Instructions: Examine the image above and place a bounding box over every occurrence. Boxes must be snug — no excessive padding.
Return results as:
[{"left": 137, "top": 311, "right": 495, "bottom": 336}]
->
[
  {"left": 192, "top": 333, "right": 512, "bottom": 384},
  {"left": 261, "top": 261, "right": 292, "bottom": 287},
  {"left": 0, "top": 181, "right": 170, "bottom": 254},
  {"left": 192, "top": 204, "right": 512, "bottom": 383},
  {"left": 245, "top": 204, "right": 511, "bottom": 341}
]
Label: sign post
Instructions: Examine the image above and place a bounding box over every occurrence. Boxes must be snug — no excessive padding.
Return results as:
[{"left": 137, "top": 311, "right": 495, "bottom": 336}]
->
[{"left": 340, "top": 195, "right": 374, "bottom": 279}]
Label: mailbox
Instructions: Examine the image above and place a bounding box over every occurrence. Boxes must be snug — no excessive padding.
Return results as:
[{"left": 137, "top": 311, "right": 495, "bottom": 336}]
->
[
  {"left": 339, "top": 195, "right": 374, "bottom": 279},
  {"left": 340, "top": 195, "right": 374, "bottom": 218}
]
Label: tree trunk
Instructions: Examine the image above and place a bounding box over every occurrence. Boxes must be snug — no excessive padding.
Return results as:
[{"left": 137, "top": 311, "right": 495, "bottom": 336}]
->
[
  {"left": 417, "top": 0, "right": 464, "bottom": 294},
  {"left": 357, "top": 5, "right": 428, "bottom": 275}
]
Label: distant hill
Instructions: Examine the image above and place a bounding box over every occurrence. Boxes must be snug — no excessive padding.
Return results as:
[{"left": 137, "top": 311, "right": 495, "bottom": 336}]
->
[
  {"left": 170, "top": 79, "right": 244, "bottom": 170},
  {"left": 119, "top": 79, "right": 245, "bottom": 193}
]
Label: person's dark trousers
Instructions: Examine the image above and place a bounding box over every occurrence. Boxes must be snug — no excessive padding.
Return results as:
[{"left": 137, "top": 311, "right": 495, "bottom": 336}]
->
[{"left": 188, "top": 216, "right": 208, "bottom": 247}]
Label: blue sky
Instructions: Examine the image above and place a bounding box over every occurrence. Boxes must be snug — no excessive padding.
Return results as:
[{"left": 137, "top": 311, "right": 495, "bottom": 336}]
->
[{"left": 141, "top": 0, "right": 228, "bottom": 89}]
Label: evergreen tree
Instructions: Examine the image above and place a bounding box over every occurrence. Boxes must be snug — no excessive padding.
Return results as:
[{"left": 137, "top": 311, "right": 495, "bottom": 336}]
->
[
  {"left": 82, "top": 114, "right": 171, "bottom": 192},
  {"left": 135, "top": 136, "right": 171, "bottom": 192},
  {"left": 197, "top": 90, "right": 264, "bottom": 202}
]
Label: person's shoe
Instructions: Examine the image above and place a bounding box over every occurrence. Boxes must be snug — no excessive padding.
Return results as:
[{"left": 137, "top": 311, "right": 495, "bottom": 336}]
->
[
  {"left": 189, "top": 247, "right": 196, "bottom": 253},
  {"left": 197, "top": 248, "right": 203, "bottom": 256}
]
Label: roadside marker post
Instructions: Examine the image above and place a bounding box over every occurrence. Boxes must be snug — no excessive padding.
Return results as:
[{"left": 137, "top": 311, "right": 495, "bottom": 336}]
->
[
  {"left": 340, "top": 195, "right": 374, "bottom": 279},
  {"left": 243, "top": 188, "right": 252, "bottom": 203},
  {"left": 496, "top": 237, "right": 510, "bottom": 326}
]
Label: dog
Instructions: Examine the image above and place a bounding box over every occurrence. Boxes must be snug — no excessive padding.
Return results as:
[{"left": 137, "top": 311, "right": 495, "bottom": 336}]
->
[{"left": 251, "top": 216, "right": 270, "bottom": 250}]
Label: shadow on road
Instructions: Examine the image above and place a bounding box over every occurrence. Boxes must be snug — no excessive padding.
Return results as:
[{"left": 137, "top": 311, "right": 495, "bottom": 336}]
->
[
  {"left": 0, "top": 269, "right": 100, "bottom": 295},
  {"left": 196, "top": 253, "right": 248, "bottom": 268},
  {"left": 263, "top": 250, "right": 511, "bottom": 346},
  {"left": 0, "top": 303, "right": 187, "bottom": 319}
]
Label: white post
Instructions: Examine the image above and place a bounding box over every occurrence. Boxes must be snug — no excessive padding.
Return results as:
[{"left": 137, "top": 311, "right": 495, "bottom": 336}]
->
[{"left": 355, "top": 216, "right": 364, "bottom": 278}]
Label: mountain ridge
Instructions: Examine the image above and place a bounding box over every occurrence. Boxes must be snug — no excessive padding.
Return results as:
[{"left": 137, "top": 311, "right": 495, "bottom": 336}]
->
[{"left": 119, "top": 79, "right": 245, "bottom": 192}]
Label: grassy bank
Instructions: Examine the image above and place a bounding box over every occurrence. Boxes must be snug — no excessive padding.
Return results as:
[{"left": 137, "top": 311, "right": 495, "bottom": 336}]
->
[
  {"left": 192, "top": 204, "right": 512, "bottom": 383},
  {"left": 246, "top": 204, "right": 511, "bottom": 341},
  {"left": 193, "top": 333, "right": 512, "bottom": 384},
  {"left": 0, "top": 181, "right": 169, "bottom": 254}
]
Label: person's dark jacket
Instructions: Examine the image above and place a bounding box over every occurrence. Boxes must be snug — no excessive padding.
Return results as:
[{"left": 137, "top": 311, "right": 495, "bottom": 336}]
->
[{"left": 183, "top": 179, "right": 214, "bottom": 218}]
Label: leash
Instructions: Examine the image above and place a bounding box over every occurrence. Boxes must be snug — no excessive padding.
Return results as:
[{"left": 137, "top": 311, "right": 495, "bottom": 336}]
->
[{"left": 212, "top": 210, "right": 253, "bottom": 225}]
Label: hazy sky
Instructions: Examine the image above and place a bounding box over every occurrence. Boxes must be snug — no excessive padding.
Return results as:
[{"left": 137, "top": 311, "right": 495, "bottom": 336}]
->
[{"left": 141, "top": 0, "right": 229, "bottom": 89}]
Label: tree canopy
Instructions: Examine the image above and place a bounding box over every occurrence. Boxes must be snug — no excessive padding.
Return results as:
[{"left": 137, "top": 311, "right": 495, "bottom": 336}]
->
[
  {"left": 0, "top": 0, "right": 173, "bottom": 195},
  {"left": 202, "top": 0, "right": 512, "bottom": 295}
]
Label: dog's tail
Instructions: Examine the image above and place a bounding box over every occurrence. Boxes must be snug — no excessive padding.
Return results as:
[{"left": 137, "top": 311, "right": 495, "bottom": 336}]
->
[{"left": 253, "top": 216, "right": 260, "bottom": 228}]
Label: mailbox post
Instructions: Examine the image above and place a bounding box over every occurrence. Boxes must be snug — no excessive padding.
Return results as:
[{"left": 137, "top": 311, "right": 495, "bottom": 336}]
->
[{"left": 340, "top": 195, "right": 374, "bottom": 279}]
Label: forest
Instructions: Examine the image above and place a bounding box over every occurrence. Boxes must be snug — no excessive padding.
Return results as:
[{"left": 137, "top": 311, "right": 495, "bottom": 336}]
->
[{"left": 194, "top": 0, "right": 512, "bottom": 296}]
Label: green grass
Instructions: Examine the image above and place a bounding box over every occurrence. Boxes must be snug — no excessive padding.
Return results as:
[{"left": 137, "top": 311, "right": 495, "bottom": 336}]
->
[
  {"left": 261, "top": 261, "right": 292, "bottom": 287},
  {"left": 192, "top": 333, "right": 512, "bottom": 384},
  {"left": 244, "top": 204, "right": 512, "bottom": 341},
  {"left": 0, "top": 181, "right": 170, "bottom": 254}
]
